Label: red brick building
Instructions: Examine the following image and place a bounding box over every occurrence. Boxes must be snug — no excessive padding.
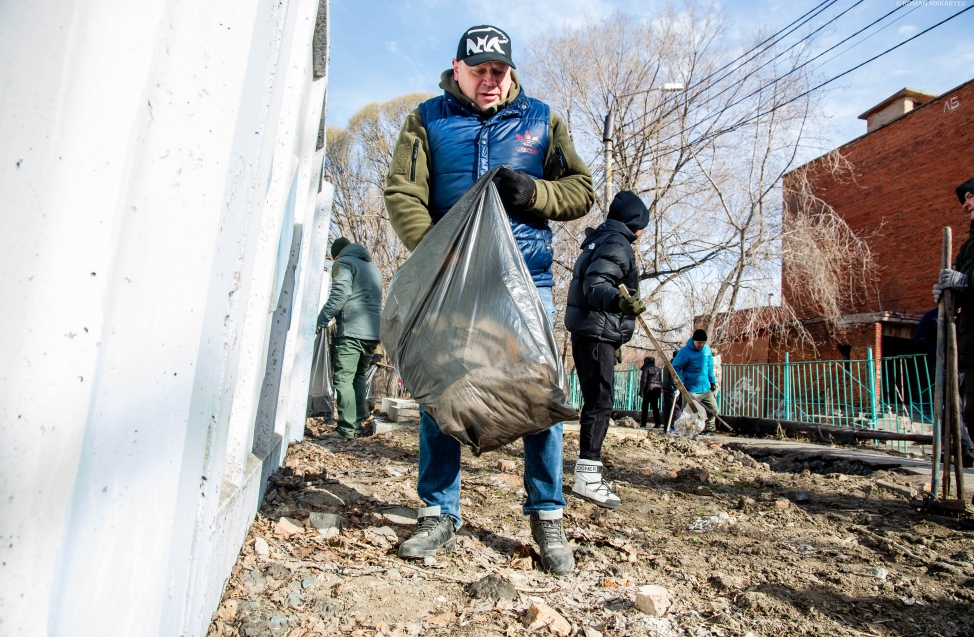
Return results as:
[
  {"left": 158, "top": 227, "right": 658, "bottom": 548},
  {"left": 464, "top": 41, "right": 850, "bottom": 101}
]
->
[{"left": 719, "top": 78, "right": 974, "bottom": 364}]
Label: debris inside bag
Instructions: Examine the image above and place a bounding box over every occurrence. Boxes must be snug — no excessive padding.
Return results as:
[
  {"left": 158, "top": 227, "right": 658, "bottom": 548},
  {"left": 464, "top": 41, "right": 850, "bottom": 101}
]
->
[{"left": 381, "top": 168, "right": 576, "bottom": 454}]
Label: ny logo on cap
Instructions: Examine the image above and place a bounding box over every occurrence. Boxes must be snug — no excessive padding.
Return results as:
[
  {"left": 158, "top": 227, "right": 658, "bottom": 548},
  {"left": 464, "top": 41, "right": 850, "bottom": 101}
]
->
[{"left": 466, "top": 27, "right": 509, "bottom": 55}]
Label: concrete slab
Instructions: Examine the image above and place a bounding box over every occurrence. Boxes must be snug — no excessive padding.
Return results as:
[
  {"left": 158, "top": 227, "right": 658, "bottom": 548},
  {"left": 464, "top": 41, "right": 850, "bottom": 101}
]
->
[
  {"left": 720, "top": 436, "right": 973, "bottom": 484},
  {"left": 380, "top": 397, "right": 417, "bottom": 414}
]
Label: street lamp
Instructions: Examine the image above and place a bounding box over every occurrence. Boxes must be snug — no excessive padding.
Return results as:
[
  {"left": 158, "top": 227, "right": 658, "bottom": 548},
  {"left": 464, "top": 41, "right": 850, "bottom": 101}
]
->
[{"left": 602, "top": 83, "right": 685, "bottom": 211}]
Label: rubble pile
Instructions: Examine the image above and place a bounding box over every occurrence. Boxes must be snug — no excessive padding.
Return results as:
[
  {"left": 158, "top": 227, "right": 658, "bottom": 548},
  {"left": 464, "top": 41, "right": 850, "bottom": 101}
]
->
[{"left": 208, "top": 421, "right": 974, "bottom": 637}]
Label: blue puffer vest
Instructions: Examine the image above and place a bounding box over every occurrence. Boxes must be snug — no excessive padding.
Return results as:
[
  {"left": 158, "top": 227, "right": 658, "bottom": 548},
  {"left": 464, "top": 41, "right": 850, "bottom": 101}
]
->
[{"left": 418, "top": 90, "right": 554, "bottom": 287}]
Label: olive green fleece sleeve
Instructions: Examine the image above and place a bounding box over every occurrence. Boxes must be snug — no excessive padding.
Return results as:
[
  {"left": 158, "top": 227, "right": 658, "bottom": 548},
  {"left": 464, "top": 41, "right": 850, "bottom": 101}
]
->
[
  {"left": 383, "top": 108, "right": 434, "bottom": 252},
  {"left": 529, "top": 112, "right": 596, "bottom": 222}
]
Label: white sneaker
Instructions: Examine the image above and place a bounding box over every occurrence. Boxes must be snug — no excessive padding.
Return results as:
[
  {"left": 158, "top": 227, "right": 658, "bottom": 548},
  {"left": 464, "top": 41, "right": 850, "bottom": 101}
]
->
[{"left": 572, "top": 459, "right": 621, "bottom": 509}]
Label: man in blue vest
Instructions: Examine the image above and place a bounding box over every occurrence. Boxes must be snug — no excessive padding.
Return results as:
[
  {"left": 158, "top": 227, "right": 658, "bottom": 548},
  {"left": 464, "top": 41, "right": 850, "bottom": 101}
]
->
[{"left": 383, "top": 25, "right": 595, "bottom": 576}]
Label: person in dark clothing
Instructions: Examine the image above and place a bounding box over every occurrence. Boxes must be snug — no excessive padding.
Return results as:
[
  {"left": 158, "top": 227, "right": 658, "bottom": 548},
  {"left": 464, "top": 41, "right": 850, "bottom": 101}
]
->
[
  {"left": 660, "top": 351, "right": 682, "bottom": 432},
  {"left": 932, "top": 177, "right": 974, "bottom": 469},
  {"left": 565, "top": 190, "right": 649, "bottom": 509},
  {"left": 316, "top": 238, "right": 383, "bottom": 441},
  {"left": 639, "top": 357, "right": 662, "bottom": 428}
]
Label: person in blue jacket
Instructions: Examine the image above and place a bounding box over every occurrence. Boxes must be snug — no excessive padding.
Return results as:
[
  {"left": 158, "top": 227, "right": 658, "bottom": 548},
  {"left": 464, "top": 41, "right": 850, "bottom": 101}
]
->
[{"left": 672, "top": 329, "right": 718, "bottom": 435}]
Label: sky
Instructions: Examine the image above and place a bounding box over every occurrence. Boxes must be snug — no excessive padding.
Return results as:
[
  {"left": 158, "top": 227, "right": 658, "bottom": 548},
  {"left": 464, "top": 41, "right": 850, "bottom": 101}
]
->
[{"left": 326, "top": 0, "right": 973, "bottom": 151}]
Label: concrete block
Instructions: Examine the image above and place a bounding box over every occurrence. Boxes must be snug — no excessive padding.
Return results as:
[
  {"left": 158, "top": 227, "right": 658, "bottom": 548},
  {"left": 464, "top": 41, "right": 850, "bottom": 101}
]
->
[
  {"left": 378, "top": 507, "right": 417, "bottom": 525},
  {"left": 635, "top": 585, "right": 671, "bottom": 616},
  {"left": 381, "top": 397, "right": 417, "bottom": 414},
  {"left": 275, "top": 517, "right": 304, "bottom": 537},
  {"left": 389, "top": 403, "right": 420, "bottom": 422},
  {"left": 497, "top": 459, "right": 517, "bottom": 473},
  {"left": 372, "top": 421, "right": 400, "bottom": 434},
  {"left": 309, "top": 513, "right": 342, "bottom": 539},
  {"left": 523, "top": 601, "right": 571, "bottom": 635}
]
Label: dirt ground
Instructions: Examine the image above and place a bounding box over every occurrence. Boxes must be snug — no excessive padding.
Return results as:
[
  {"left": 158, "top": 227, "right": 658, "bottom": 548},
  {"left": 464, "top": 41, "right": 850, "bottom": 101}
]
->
[{"left": 206, "top": 418, "right": 974, "bottom": 637}]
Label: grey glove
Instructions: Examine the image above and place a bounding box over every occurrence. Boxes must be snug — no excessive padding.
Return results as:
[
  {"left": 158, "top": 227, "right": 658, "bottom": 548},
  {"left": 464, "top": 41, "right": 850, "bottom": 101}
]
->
[
  {"left": 939, "top": 269, "right": 968, "bottom": 291},
  {"left": 934, "top": 283, "right": 943, "bottom": 304}
]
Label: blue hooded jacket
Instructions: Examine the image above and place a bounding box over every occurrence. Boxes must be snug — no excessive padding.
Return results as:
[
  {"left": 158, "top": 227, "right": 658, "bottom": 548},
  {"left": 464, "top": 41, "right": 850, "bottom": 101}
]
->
[{"left": 671, "top": 337, "right": 716, "bottom": 394}]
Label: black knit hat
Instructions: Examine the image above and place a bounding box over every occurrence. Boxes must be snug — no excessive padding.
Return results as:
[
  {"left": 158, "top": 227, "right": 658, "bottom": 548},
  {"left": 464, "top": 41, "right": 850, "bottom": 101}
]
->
[
  {"left": 957, "top": 178, "right": 974, "bottom": 204},
  {"left": 692, "top": 329, "right": 708, "bottom": 342},
  {"left": 607, "top": 191, "right": 649, "bottom": 233},
  {"left": 331, "top": 237, "right": 351, "bottom": 258}
]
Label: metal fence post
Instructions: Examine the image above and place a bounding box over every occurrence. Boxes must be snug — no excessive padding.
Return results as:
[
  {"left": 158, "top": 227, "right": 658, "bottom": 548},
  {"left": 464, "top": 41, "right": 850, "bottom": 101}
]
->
[
  {"left": 784, "top": 352, "right": 792, "bottom": 420},
  {"left": 867, "top": 347, "right": 879, "bottom": 428},
  {"left": 629, "top": 362, "right": 636, "bottom": 410}
]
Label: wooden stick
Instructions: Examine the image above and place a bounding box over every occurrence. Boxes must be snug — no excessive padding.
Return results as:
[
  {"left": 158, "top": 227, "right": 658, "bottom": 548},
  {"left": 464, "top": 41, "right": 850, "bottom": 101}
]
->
[
  {"left": 933, "top": 228, "right": 948, "bottom": 498},
  {"left": 944, "top": 286, "right": 955, "bottom": 500},
  {"left": 946, "top": 288, "right": 966, "bottom": 502},
  {"left": 850, "top": 525, "right": 922, "bottom": 561},
  {"left": 618, "top": 285, "right": 700, "bottom": 415}
]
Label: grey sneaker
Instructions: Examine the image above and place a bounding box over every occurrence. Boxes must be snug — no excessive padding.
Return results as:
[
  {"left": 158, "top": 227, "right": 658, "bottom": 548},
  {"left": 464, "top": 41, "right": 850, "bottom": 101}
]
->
[
  {"left": 397, "top": 506, "right": 456, "bottom": 559},
  {"left": 529, "top": 510, "right": 575, "bottom": 576}
]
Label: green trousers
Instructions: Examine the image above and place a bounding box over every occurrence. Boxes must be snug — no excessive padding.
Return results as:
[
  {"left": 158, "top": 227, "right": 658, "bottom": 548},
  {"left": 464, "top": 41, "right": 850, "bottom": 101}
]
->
[
  {"left": 690, "top": 390, "right": 719, "bottom": 433},
  {"left": 332, "top": 336, "right": 378, "bottom": 438}
]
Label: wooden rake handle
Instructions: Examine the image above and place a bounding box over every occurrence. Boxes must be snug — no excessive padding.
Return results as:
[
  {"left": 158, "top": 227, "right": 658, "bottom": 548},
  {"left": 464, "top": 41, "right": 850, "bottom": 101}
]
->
[{"left": 618, "top": 285, "right": 700, "bottom": 414}]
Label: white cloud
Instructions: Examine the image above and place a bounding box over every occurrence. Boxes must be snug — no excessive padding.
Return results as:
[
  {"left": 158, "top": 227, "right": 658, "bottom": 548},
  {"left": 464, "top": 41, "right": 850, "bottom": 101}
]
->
[
  {"left": 388, "top": 41, "right": 399, "bottom": 53},
  {"left": 898, "top": 25, "right": 916, "bottom": 36}
]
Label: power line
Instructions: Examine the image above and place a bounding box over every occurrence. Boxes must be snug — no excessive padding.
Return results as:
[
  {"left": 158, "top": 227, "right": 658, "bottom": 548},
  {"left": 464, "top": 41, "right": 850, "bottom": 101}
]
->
[
  {"left": 671, "top": 0, "right": 868, "bottom": 126},
  {"left": 678, "top": 0, "right": 840, "bottom": 97},
  {"left": 625, "top": 1, "right": 911, "bottom": 147},
  {"left": 813, "top": 4, "right": 921, "bottom": 68},
  {"left": 653, "top": 4, "right": 973, "bottom": 163}
]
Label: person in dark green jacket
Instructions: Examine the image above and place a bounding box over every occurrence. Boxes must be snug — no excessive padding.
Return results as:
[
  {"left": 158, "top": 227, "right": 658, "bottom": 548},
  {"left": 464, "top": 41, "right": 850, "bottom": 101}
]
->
[{"left": 316, "top": 238, "right": 383, "bottom": 441}]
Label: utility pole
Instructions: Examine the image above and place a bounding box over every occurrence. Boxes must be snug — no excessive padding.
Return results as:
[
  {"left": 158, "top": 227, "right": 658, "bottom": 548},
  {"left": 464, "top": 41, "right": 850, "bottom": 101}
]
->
[
  {"left": 601, "top": 83, "right": 685, "bottom": 212},
  {"left": 602, "top": 109, "right": 615, "bottom": 212}
]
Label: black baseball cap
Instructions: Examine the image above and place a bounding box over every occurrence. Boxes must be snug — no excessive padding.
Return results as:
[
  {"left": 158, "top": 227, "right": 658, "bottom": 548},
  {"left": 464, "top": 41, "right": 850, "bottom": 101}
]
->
[{"left": 456, "top": 25, "right": 515, "bottom": 69}]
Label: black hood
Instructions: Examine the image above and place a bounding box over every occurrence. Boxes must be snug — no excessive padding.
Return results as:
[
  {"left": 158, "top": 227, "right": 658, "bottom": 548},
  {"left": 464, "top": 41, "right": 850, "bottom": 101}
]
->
[
  {"left": 583, "top": 219, "right": 637, "bottom": 245},
  {"left": 607, "top": 190, "right": 649, "bottom": 233}
]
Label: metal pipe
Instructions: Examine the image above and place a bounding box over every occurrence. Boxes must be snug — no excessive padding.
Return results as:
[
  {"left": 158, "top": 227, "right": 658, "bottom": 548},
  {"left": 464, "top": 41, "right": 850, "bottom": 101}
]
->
[{"left": 603, "top": 109, "right": 615, "bottom": 212}]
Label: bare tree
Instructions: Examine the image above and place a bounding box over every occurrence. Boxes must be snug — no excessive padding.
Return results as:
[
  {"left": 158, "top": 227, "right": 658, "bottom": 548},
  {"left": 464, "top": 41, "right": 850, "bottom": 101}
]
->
[
  {"left": 780, "top": 152, "right": 879, "bottom": 324},
  {"left": 324, "top": 92, "right": 434, "bottom": 289},
  {"left": 521, "top": 4, "right": 876, "bottom": 358}
]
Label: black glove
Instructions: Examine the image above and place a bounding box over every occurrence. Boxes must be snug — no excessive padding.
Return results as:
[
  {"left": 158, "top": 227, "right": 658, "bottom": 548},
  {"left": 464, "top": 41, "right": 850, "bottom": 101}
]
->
[
  {"left": 618, "top": 295, "right": 646, "bottom": 316},
  {"left": 710, "top": 383, "right": 717, "bottom": 392},
  {"left": 494, "top": 167, "right": 537, "bottom": 212}
]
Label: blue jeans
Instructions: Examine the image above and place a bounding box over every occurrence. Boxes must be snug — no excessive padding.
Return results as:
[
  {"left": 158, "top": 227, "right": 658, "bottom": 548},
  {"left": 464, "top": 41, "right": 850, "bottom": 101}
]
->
[{"left": 417, "top": 285, "right": 565, "bottom": 528}]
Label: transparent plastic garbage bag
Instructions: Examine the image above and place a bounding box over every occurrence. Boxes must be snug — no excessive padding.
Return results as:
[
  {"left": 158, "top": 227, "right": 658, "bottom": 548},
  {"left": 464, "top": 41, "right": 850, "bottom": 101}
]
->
[
  {"left": 381, "top": 168, "right": 577, "bottom": 454},
  {"left": 673, "top": 398, "right": 707, "bottom": 439}
]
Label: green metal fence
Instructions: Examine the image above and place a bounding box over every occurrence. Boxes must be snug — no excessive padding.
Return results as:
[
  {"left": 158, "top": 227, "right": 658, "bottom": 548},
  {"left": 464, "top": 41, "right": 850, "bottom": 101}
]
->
[
  {"left": 718, "top": 351, "right": 932, "bottom": 428},
  {"left": 567, "top": 351, "right": 934, "bottom": 447},
  {"left": 568, "top": 364, "right": 642, "bottom": 411}
]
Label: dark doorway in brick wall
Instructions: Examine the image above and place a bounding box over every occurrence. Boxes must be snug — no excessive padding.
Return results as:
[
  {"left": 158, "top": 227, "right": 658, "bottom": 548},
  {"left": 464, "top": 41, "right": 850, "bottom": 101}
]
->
[{"left": 882, "top": 335, "right": 924, "bottom": 358}]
